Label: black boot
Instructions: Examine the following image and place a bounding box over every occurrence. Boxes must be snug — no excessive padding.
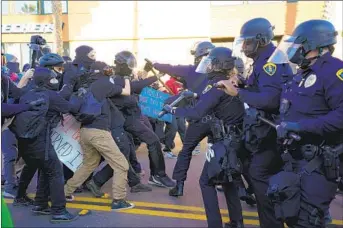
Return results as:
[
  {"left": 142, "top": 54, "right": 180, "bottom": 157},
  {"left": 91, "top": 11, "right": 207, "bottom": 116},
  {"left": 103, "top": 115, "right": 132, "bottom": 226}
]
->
[
  {"left": 169, "top": 181, "right": 184, "bottom": 197},
  {"left": 224, "top": 220, "right": 244, "bottom": 228}
]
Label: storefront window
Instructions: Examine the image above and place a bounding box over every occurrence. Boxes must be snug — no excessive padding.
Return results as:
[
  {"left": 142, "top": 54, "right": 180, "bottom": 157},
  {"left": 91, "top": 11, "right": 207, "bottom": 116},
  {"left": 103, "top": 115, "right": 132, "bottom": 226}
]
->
[
  {"left": 42, "top": 1, "right": 68, "bottom": 14},
  {"left": 14, "top": 1, "right": 38, "bottom": 14},
  {"left": 2, "top": 1, "right": 9, "bottom": 15}
]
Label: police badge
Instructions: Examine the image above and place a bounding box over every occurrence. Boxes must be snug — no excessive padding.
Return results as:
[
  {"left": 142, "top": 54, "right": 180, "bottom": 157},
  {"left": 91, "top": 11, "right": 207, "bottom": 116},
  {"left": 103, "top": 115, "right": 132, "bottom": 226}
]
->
[{"left": 304, "top": 74, "right": 317, "bottom": 88}]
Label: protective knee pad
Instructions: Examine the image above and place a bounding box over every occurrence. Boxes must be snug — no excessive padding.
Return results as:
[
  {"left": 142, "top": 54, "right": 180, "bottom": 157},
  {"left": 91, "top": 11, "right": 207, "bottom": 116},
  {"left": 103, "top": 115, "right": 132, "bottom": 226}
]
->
[{"left": 267, "top": 171, "right": 301, "bottom": 226}]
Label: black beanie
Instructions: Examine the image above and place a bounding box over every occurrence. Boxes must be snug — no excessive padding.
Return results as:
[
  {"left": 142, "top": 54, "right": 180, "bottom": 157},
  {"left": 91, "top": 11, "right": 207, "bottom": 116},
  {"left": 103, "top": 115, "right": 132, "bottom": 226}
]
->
[{"left": 74, "top": 45, "right": 95, "bottom": 68}]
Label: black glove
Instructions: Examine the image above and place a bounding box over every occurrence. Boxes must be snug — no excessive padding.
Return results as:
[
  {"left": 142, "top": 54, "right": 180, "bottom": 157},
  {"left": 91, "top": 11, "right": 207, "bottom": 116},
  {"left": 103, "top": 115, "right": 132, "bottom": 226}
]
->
[
  {"left": 246, "top": 108, "right": 259, "bottom": 121},
  {"left": 144, "top": 62, "right": 154, "bottom": 72},
  {"left": 181, "top": 90, "right": 197, "bottom": 99},
  {"left": 162, "top": 105, "right": 175, "bottom": 114},
  {"left": 28, "top": 98, "right": 46, "bottom": 111},
  {"left": 276, "top": 122, "right": 301, "bottom": 139}
]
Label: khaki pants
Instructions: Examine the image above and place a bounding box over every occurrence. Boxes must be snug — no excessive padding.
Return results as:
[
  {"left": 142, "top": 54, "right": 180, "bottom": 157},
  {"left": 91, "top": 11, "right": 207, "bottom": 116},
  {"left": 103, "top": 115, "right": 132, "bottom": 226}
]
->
[{"left": 64, "top": 128, "right": 129, "bottom": 200}]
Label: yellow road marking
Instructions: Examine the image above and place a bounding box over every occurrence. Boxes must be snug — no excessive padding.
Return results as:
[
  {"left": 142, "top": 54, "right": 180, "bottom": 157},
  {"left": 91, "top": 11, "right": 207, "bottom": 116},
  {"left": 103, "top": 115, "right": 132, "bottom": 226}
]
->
[
  {"left": 4, "top": 199, "right": 259, "bottom": 226},
  {"left": 27, "top": 195, "right": 258, "bottom": 217},
  {"left": 11, "top": 197, "right": 343, "bottom": 226}
]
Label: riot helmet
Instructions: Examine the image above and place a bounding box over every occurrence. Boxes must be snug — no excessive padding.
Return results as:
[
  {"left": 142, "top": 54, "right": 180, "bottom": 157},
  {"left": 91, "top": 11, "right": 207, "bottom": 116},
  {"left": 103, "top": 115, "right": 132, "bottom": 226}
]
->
[
  {"left": 268, "top": 19, "right": 338, "bottom": 69},
  {"left": 191, "top": 41, "right": 215, "bottom": 66},
  {"left": 114, "top": 50, "right": 137, "bottom": 77},
  {"left": 196, "top": 47, "right": 236, "bottom": 76},
  {"left": 233, "top": 18, "right": 274, "bottom": 59}
]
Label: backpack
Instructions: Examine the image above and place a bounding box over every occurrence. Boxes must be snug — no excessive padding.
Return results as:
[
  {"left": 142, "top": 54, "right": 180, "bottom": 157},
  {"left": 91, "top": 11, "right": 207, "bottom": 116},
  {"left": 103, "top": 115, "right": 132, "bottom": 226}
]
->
[
  {"left": 10, "top": 89, "right": 50, "bottom": 138},
  {"left": 70, "top": 88, "right": 104, "bottom": 125}
]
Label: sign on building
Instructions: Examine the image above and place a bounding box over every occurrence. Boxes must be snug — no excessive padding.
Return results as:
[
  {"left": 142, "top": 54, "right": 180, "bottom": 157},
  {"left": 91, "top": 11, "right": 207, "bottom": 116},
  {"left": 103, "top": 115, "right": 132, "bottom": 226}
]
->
[
  {"left": 139, "top": 87, "right": 173, "bottom": 123},
  {"left": 1, "top": 23, "right": 54, "bottom": 34}
]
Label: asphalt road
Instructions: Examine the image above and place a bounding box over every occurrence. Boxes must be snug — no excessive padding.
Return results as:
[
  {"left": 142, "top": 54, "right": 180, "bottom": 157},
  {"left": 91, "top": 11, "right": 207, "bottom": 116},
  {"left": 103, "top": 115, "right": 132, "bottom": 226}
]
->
[{"left": 3, "top": 138, "right": 343, "bottom": 227}]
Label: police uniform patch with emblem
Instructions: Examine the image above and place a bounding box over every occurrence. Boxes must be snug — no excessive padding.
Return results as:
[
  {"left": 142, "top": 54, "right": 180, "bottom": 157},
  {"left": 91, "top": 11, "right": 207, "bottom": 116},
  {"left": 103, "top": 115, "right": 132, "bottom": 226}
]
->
[
  {"left": 304, "top": 74, "right": 317, "bottom": 88},
  {"left": 109, "top": 77, "right": 115, "bottom": 84},
  {"left": 263, "top": 63, "right": 277, "bottom": 76},
  {"left": 202, "top": 85, "right": 212, "bottom": 94},
  {"left": 336, "top": 68, "right": 343, "bottom": 81}
]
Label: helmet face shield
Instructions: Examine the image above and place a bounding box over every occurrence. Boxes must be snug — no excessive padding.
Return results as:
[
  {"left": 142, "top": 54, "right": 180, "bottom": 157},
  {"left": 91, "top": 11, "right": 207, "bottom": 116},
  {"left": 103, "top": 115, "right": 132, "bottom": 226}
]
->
[
  {"left": 268, "top": 35, "right": 302, "bottom": 64},
  {"left": 195, "top": 56, "right": 213, "bottom": 74},
  {"left": 126, "top": 55, "right": 137, "bottom": 70},
  {"left": 233, "top": 36, "right": 259, "bottom": 58}
]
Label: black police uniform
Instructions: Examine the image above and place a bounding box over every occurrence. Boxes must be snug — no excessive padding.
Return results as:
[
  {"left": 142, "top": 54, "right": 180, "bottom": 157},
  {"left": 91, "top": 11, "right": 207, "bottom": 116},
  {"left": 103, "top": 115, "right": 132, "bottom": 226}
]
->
[
  {"left": 233, "top": 18, "right": 293, "bottom": 228},
  {"left": 267, "top": 19, "right": 343, "bottom": 228},
  {"left": 169, "top": 47, "right": 246, "bottom": 228}
]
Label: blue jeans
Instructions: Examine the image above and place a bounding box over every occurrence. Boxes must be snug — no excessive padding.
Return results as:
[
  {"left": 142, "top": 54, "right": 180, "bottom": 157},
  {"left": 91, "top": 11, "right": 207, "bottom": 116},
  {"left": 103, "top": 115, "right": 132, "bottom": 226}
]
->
[{"left": 1, "top": 129, "right": 18, "bottom": 192}]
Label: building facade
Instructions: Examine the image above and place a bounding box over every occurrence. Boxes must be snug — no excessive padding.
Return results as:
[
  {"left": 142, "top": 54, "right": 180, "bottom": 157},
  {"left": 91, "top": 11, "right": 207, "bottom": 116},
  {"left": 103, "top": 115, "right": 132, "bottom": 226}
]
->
[{"left": 1, "top": 0, "right": 342, "bottom": 68}]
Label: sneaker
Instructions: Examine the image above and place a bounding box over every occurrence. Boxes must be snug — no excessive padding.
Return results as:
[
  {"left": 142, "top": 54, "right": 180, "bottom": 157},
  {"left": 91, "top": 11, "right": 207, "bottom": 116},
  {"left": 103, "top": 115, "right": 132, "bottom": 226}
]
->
[
  {"left": 65, "top": 195, "right": 74, "bottom": 202},
  {"left": 13, "top": 195, "right": 35, "bottom": 207},
  {"left": 164, "top": 151, "right": 177, "bottom": 159},
  {"left": 50, "top": 210, "right": 78, "bottom": 223},
  {"left": 148, "top": 175, "right": 175, "bottom": 188},
  {"left": 3, "top": 187, "right": 18, "bottom": 199},
  {"left": 86, "top": 179, "right": 105, "bottom": 198},
  {"left": 216, "top": 186, "right": 224, "bottom": 192},
  {"left": 32, "top": 205, "right": 51, "bottom": 215},
  {"left": 111, "top": 199, "right": 135, "bottom": 211},
  {"left": 192, "top": 144, "right": 201, "bottom": 156},
  {"left": 130, "top": 183, "right": 152, "bottom": 193}
]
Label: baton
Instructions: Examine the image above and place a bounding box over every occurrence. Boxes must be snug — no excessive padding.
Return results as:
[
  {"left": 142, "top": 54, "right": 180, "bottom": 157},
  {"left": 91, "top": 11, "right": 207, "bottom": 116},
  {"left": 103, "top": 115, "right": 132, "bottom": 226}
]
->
[
  {"left": 158, "top": 94, "right": 185, "bottom": 118},
  {"left": 257, "top": 116, "right": 301, "bottom": 141},
  {"left": 144, "top": 58, "right": 175, "bottom": 95}
]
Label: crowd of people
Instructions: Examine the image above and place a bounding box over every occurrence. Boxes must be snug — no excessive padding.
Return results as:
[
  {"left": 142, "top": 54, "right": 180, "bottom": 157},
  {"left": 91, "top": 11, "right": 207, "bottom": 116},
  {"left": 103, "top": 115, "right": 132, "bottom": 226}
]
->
[{"left": 1, "top": 17, "right": 343, "bottom": 228}]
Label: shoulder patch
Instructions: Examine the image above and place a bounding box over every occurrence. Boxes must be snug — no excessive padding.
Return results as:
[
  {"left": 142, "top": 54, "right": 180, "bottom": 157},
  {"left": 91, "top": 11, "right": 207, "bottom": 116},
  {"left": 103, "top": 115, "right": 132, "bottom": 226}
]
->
[
  {"left": 202, "top": 85, "right": 212, "bottom": 94},
  {"left": 263, "top": 63, "right": 277, "bottom": 76},
  {"left": 336, "top": 68, "right": 343, "bottom": 81},
  {"left": 109, "top": 77, "right": 115, "bottom": 84}
]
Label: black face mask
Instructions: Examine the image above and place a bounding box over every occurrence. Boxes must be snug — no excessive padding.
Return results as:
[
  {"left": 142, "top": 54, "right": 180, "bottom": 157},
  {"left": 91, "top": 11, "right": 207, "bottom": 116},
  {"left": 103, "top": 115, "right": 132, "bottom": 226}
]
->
[
  {"left": 43, "top": 77, "right": 60, "bottom": 91},
  {"left": 115, "top": 64, "right": 133, "bottom": 78},
  {"left": 289, "top": 47, "right": 319, "bottom": 69},
  {"left": 53, "top": 69, "right": 63, "bottom": 82}
]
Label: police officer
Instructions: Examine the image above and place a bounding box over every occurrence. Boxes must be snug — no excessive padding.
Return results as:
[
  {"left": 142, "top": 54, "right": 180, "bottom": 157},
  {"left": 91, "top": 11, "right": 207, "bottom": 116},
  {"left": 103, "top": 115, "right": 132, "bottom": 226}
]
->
[
  {"left": 109, "top": 51, "right": 175, "bottom": 188},
  {"left": 144, "top": 41, "right": 215, "bottom": 196},
  {"left": 216, "top": 18, "right": 293, "bottom": 228},
  {"left": 267, "top": 19, "right": 343, "bottom": 228},
  {"left": 13, "top": 67, "right": 79, "bottom": 222},
  {"left": 163, "top": 47, "right": 245, "bottom": 228}
]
